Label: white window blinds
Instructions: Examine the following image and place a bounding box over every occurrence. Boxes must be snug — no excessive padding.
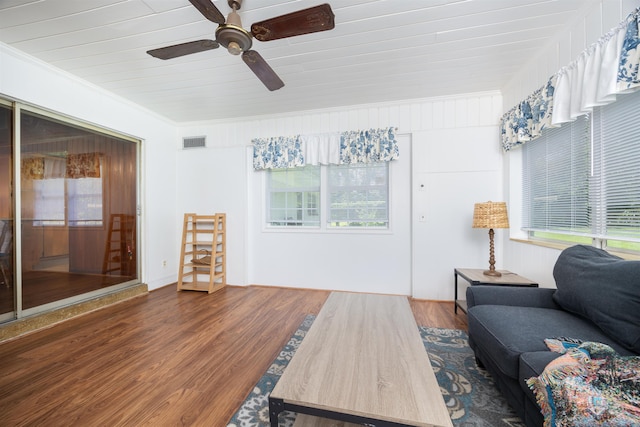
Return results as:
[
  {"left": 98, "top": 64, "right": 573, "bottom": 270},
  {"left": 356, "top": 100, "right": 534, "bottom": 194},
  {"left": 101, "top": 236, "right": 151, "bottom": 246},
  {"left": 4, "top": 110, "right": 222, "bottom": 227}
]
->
[
  {"left": 523, "top": 115, "right": 590, "bottom": 235},
  {"left": 523, "top": 89, "right": 640, "bottom": 245},
  {"left": 592, "top": 91, "right": 640, "bottom": 242}
]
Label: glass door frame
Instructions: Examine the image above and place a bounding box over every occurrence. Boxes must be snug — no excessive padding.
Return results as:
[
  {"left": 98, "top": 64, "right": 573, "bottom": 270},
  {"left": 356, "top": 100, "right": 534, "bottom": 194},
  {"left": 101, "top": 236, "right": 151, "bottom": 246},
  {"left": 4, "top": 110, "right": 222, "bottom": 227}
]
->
[{"left": 0, "top": 99, "right": 15, "bottom": 323}]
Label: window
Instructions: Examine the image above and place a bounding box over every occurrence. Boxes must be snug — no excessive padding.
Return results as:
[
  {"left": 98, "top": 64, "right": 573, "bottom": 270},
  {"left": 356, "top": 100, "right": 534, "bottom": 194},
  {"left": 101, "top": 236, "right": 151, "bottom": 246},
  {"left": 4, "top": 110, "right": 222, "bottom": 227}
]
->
[
  {"left": 523, "top": 115, "right": 591, "bottom": 243},
  {"left": 33, "top": 177, "right": 65, "bottom": 226},
  {"left": 328, "top": 163, "right": 388, "bottom": 227},
  {"left": 592, "top": 91, "right": 640, "bottom": 251},
  {"left": 523, "top": 90, "right": 640, "bottom": 252},
  {"left": 267, "top": 163, "right": 390, "bottom": 229},
  {"left": 267, "top": 166, "right": 320, "bottom": 226},
  {"left": 32, "top": 157, "right": 104, "bottom": 227},
  {"left": 68, "top": 175, "right": 103, "bottom": 226}
]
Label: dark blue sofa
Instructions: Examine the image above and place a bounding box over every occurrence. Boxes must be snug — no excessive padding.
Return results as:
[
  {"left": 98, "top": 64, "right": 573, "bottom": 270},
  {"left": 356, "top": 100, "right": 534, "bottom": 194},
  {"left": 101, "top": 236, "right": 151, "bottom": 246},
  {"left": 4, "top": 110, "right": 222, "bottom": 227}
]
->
[{"left": 466, "top": 245, "right": 640, "bottom": 427}]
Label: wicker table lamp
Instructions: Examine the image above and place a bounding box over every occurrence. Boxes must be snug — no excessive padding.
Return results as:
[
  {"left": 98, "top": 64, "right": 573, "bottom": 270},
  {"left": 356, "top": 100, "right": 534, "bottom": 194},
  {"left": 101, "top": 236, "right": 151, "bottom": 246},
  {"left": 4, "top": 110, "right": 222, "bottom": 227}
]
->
[{"left": 473, "top": 201, "right": 510, "bottom": 276}]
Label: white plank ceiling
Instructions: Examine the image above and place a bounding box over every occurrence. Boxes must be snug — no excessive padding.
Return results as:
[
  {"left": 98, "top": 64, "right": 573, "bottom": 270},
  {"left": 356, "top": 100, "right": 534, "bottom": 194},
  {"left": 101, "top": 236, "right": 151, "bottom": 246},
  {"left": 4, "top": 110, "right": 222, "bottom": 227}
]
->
[{"left": 0, "top": 0, "right": 595, "bottom": 123}]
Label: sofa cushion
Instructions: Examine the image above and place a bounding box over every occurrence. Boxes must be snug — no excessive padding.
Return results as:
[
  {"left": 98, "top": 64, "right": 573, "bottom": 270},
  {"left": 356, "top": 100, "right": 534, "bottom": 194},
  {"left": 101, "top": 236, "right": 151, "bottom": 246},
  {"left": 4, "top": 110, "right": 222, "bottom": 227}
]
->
[
  {"left": 552, "top": 245, "right": 640, "bottom": 353},
  {"left": 519, "top": 351, "right": 561, "bottom": 404},
  {"left": 467, "top": 305, "right": 633, "bottom": 380},
  {"left": 519, "top": 351, "right": 563, "bottom": 382}
]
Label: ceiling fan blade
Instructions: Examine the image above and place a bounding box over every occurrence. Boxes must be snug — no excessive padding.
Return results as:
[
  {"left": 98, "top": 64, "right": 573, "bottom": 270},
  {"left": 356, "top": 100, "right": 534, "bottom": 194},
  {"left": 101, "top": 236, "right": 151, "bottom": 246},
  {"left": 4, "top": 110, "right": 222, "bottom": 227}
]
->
[
  {"left": 188, "top": 0, "right": 225, "bottom": 24},
  {"left": 242, "top": 50, "right": 284, "bottom": 91},
  {"left": 147, "top": 40, "right": 219, "bottom": 60},
  {"left": 251, "top": 4, "right": 335, "bottom": 42}
]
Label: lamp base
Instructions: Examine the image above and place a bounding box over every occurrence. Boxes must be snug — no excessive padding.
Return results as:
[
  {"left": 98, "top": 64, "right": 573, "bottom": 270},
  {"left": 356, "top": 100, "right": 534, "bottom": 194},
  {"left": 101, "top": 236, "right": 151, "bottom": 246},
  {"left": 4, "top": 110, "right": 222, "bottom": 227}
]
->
[
  {"left": 483, "top": 228, "right": 502, "bottom": 277},
  {"left": 483, "top": 269, "right": 502, "bottom": 277}
]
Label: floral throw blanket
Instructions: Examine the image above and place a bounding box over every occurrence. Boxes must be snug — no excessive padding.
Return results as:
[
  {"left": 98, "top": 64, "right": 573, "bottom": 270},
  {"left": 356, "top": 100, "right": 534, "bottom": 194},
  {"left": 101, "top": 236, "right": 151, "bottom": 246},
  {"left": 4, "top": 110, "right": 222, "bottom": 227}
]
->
[{"left": 527, "top": 339, "right": 640, "bottom": 427}]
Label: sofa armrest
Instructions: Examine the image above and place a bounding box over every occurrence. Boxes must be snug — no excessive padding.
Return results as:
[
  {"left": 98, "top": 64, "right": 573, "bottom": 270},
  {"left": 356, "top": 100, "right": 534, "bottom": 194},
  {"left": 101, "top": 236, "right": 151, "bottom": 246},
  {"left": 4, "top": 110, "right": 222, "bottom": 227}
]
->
[{"left": 466, "top": 286, "right": 560, "bottom": 310}]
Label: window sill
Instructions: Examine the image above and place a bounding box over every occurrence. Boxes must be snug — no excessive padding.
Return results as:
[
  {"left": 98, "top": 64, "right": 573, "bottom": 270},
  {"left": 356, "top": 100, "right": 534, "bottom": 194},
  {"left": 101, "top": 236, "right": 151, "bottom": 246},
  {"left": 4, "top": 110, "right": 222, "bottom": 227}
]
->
[
  {"left": 509, "top": 238, "right": 640, "bottom": 261},
  {"left": 509, "top": 238, "right": 570, "bottom": 251},
  {"left": 263, "top": 226, "right": 392, "bottom": 235}
]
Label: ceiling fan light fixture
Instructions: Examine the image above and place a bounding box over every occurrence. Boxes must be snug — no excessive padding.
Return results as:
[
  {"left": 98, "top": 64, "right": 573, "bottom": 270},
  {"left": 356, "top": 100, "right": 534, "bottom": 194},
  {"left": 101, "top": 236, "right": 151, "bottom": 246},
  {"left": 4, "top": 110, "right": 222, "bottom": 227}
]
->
[{"left": 227, "top": 41, "right": 242, "bottom": 55}]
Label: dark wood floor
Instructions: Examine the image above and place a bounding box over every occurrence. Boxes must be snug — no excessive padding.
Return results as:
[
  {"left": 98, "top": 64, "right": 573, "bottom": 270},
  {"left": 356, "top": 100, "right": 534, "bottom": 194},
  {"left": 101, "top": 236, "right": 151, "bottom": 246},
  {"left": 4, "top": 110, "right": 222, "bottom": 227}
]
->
[{"left": 0, "top": 284, "right": 467, "bottom": 426}]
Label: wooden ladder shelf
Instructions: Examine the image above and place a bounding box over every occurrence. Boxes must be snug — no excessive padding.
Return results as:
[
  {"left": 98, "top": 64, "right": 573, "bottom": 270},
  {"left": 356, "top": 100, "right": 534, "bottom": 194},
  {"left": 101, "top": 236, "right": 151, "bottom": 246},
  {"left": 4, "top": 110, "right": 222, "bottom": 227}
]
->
[
  {"left": 102, "top": 214, "right": 136, "bottom": 276},
  {"left": 177, "top": 213, "right": 226, "bottom": 294}
]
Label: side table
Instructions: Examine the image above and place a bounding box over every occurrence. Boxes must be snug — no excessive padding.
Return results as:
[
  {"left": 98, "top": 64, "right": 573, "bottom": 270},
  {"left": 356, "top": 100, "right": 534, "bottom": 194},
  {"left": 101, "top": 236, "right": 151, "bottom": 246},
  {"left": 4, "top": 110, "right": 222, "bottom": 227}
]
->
[{"left": 454, "top": 268, "right": 538, "bottom": 314}]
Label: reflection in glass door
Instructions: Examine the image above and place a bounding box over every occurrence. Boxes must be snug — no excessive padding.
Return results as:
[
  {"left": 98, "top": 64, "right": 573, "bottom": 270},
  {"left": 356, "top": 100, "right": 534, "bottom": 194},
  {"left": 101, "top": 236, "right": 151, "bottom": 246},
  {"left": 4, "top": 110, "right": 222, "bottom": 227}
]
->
[
  {"left": 19, "top": 110, "right": 138, "bottom": 314},
  {"left": 0, "top": 105, "right": 14, "bottom": 320}
]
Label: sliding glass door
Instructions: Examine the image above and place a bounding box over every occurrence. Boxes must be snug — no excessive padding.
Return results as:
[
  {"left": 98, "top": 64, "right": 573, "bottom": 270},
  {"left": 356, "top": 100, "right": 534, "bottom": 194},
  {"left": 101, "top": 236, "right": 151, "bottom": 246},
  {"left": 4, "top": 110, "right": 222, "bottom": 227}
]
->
[
  {"left": 20, "top": 109, "right": 139, "bottom": 313},
  {"left": 1, "top": 102, "right": 140, "bottom": 320}
]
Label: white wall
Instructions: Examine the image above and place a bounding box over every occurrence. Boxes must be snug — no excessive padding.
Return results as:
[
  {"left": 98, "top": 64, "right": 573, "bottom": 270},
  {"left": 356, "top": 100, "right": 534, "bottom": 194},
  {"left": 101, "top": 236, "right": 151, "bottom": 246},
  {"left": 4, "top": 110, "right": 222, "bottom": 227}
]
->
[
  {"left": 500, "top": 0, "right": 640, "bottom": 287},
  {"left": 412, "top": 126, "right": 503, "bottom": 300},
  {"left": 178, "top": 92, "right": 503, "bottom": 299},
  {"left": 0, "top": 43, "right": 179, "bottom": 291}
]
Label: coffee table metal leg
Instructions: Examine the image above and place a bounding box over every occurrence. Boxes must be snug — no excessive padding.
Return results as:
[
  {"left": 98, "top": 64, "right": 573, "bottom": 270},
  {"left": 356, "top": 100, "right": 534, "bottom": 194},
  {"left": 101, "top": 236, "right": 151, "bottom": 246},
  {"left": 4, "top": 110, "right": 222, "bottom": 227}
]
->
[
  {"left": 454, "top": 270, "right": 458, "bottom": 313},
  {"left": 269, "top": 397, "right": 284, "bottom": 427},
  {"left": 269, "top": 400, "right": 418, "bottom": 426}
]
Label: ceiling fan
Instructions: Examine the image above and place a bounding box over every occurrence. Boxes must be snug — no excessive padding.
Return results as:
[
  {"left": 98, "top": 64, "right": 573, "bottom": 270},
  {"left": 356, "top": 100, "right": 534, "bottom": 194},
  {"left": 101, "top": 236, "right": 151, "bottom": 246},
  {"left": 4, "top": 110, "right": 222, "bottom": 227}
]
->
[{"left": 147, "top": 0, "right": 335, "bottom": 91}]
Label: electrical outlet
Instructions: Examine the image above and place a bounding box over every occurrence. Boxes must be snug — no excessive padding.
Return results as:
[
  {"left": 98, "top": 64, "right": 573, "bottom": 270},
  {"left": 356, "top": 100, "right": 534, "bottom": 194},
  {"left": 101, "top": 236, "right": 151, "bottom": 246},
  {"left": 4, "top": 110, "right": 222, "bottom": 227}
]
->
[{"left": 162, "top": 260, "right": 167, "bottom": 267}]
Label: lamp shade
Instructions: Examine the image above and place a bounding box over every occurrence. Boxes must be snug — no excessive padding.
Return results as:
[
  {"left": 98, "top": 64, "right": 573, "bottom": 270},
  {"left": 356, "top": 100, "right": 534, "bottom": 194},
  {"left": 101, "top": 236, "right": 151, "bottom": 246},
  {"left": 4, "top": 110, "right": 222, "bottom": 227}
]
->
[{"left": 472, "top": 201, "right": 509, "bottom": 229}]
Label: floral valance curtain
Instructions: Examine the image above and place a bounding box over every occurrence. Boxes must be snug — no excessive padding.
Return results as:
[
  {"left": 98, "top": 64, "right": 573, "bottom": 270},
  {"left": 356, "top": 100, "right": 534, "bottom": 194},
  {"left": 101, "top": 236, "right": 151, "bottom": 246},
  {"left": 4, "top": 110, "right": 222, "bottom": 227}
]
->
[
  {"left": 339, "top": 128, "right": 400, "bottom": 164},
  {"left": 21, "top": 157, "right": 45, "bottom": 180},
  {"left": 500, "top": 77, "right": 556, "bottom": 149},
  {"left": 66, "top": 153, "right": 101, "bottom": 179},
  {"left": 21, "top": 153, "right": 102, "bottom": 180},
  {"left": 252, "top": 127, "right": 398, "bottom": 170},
  {"left": 501, "top": 8, "right": 640, "bottom": 151},
  {"left": 251, "top": 136, "right": 304, "bottom": 170}
]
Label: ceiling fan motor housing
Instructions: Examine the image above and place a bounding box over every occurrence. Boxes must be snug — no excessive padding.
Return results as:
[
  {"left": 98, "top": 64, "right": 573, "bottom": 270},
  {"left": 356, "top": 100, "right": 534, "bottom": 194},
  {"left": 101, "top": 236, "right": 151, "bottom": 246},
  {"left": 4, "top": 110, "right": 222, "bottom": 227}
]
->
[{"left": 216, "top": 5, "right": 252, "bottom": 55}]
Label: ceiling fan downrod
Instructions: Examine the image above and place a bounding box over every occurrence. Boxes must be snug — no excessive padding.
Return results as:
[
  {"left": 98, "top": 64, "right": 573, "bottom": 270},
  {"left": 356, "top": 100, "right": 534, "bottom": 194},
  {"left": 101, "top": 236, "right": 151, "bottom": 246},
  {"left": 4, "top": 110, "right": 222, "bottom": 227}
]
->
[{"left": 228, "top": 0, "right": 242, "bottom": 10}]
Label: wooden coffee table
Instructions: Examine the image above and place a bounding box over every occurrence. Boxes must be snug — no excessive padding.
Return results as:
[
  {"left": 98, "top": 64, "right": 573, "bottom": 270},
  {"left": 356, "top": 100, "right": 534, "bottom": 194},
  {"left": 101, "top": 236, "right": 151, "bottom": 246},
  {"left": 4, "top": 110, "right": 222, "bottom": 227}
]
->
[{"left": 269, "top": 292, "right": 453, "bottom": 427}]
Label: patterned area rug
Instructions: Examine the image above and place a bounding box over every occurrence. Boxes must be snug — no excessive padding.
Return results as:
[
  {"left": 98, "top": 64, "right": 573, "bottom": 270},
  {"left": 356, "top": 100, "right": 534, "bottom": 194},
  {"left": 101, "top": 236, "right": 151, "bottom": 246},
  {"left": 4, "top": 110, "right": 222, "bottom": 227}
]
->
[{"left": 226, "top": 315, "right": 525, "bottom": 427}]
